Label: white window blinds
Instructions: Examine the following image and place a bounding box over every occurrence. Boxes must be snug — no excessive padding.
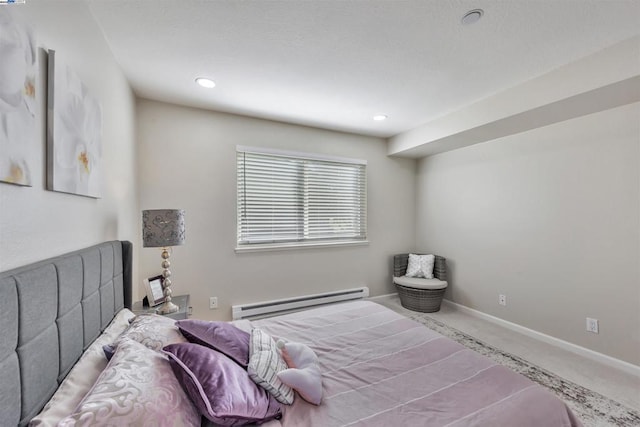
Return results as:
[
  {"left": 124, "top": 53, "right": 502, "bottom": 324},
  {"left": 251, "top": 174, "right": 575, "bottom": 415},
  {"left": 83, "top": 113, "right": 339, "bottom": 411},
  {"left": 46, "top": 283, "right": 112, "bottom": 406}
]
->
[{"left": 237, "top": 147, "right": 367, "bottom": 247}]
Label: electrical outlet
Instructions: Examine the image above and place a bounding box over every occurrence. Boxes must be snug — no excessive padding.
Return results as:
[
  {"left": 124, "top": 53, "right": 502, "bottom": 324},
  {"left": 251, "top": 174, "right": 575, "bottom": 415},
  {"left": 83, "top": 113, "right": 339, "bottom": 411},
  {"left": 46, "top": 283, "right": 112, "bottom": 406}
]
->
[
  {"left": 498, "top": 294, "right": 506, "bottom": 306},
  {"left": 586, "top": 317, "right": 599, "bottom": 333},
  {"left": 209, "top": 297, "right": 218, "bottom": 309}
]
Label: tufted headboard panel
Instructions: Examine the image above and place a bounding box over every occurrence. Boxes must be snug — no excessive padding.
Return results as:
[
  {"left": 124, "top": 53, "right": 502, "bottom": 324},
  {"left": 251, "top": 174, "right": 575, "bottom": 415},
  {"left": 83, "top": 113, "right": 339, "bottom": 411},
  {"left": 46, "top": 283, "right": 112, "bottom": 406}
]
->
[{"left": 0, "top": 241, "right": 132, "bottom": 426}]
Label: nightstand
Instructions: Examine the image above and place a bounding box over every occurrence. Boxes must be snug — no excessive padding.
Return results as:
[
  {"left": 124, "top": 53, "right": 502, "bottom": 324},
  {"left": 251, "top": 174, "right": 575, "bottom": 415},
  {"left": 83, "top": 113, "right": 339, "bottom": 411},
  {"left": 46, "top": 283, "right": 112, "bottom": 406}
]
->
[{"left": 132, "top": 294, "right": 191, "bottom": 320}]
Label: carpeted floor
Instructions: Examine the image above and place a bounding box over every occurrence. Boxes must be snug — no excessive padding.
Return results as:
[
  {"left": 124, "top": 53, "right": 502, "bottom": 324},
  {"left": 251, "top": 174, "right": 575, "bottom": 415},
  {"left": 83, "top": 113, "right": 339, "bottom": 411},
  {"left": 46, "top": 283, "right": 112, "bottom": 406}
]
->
[{"left": 383, "top": 302, "right": 640, "bottom": 427}]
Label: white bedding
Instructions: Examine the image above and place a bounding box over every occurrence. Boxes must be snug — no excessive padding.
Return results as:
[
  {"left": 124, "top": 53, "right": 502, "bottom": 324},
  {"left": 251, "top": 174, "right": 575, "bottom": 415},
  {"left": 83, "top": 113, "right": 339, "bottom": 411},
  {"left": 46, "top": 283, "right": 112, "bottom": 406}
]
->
[{"left": 29, "top": 308, "right": 135, "bottom": 427}]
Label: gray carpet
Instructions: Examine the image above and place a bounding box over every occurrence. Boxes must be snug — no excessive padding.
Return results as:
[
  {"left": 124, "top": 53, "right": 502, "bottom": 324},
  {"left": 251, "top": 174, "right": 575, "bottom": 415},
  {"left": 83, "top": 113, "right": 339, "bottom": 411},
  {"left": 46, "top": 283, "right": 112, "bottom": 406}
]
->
[{"left": 384, "top": 303, "right": 640, "bottom": 427}]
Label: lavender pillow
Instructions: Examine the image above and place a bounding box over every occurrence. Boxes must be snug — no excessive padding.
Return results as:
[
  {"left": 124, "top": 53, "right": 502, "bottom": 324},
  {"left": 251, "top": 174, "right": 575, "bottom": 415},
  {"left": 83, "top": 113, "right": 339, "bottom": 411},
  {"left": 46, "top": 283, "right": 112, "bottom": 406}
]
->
[
  {"left": 163, "top": 342, "right": 282, "bottom": 426},
  {"left": 176, "top": 319, "right": 250, "bottom": 367},
  {"left": 103, "top": 313, "right": 186, "bottom": 359},
  {"left": 59, "top": 339, "right": 200, "bottom": 426}
]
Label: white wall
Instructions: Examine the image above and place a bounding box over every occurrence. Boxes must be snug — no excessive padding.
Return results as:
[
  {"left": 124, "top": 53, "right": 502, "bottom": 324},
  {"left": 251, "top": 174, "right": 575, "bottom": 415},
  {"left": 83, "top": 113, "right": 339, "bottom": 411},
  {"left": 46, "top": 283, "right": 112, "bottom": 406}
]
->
[
  {"left": 137, "top": 99, "right": 416, "bottom": 320},
  {"left": 0, "top": 1, "right": 138, "bottom": 274},
  {"left": 6, "top": 0, "right": 633, "bottom": 368},
  {"left": 415, "top": 103, "right": 640, "bottom": 365}
]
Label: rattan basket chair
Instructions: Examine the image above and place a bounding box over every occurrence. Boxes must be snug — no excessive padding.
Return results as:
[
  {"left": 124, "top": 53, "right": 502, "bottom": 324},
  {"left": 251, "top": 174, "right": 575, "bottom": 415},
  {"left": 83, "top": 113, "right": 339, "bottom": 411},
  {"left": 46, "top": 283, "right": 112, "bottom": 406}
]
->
[{"left": 393, "top": 254, "right": 448, "bottom": 313}]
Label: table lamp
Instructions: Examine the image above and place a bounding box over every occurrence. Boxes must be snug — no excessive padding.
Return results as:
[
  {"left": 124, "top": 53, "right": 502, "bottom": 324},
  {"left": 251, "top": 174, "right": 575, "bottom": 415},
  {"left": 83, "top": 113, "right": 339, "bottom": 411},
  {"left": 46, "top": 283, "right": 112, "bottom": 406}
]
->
[{"left": 142, "top": 209, "right": 185, "bottom": 314}]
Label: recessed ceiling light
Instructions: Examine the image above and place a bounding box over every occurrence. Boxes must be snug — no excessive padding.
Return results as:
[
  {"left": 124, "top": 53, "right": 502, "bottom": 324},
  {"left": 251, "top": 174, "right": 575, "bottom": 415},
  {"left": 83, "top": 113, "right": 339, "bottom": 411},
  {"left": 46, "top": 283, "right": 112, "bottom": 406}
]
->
[
  {"left": 461, "top": 9, "right": 483, "bottom": 25},
  {"left": 195, "top": 77, "right": 216, "bottom": 88},
  {"left": 373, "top": 114, "right": 388, "bottom": 121}
]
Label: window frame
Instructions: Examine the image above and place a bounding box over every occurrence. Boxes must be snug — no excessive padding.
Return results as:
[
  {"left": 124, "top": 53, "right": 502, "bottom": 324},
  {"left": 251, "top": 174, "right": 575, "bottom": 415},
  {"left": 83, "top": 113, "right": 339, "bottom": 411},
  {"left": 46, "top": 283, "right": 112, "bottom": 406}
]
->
[{"left": 236, "top": 145, "right": 368, "bottom": 252}]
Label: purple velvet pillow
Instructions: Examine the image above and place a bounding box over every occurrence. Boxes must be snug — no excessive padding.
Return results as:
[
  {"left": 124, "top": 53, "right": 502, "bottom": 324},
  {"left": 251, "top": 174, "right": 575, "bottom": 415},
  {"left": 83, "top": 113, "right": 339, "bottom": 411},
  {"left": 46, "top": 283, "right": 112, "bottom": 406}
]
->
[
  {"left": 176, "top": 319, "right": 250, "bottom": 367},
  {"left": 163, "top": 343, "right": 282, "bottom": 426}
]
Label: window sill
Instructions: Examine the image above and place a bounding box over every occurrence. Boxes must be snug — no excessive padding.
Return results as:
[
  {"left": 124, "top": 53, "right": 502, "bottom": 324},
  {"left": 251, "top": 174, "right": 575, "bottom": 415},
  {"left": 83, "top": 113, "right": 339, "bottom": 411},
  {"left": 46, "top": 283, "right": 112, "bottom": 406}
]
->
[{"left": 235, "top": 240, "right": 369, "bottom": 253}]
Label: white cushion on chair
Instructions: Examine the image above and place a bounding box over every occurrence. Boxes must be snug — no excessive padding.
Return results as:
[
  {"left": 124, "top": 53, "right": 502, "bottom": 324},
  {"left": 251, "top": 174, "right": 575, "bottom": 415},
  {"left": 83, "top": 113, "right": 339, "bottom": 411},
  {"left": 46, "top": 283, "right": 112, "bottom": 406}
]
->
[
  {"left": 406, "top": 254, "right": 435, "bottom": 279},
  {"left": 394, "top": 276, "right": 448, "bottom": 290}
]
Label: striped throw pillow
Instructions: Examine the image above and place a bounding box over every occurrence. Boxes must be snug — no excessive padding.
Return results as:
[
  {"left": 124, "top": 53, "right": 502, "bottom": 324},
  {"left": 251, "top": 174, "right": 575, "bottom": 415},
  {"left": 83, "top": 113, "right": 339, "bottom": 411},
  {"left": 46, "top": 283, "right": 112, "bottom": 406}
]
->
[{"left": 247, "top": 328, "right": 294, "bottom": 405}]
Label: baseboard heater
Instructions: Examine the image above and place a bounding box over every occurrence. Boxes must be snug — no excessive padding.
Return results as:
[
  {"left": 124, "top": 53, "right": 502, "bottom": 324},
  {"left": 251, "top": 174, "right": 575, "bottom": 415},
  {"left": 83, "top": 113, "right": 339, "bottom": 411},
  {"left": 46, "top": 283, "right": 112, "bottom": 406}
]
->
[{"left": 232, "top": 286, "right": 370, "bottom": 320}]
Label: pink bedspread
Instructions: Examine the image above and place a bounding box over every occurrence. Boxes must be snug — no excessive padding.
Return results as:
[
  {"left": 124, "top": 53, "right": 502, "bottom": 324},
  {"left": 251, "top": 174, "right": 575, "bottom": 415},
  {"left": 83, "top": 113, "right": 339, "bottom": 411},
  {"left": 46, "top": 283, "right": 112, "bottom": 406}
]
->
[{"left": 253, "top": 301, "right": 582, "bottom": 427}]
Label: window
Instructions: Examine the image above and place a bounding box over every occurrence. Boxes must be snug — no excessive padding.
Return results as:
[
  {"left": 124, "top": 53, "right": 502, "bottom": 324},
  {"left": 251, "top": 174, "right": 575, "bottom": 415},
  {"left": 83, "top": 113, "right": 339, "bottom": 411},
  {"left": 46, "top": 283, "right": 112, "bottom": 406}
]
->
[{"left": 237, "top": 146, "right": 367, "bottom": 250}]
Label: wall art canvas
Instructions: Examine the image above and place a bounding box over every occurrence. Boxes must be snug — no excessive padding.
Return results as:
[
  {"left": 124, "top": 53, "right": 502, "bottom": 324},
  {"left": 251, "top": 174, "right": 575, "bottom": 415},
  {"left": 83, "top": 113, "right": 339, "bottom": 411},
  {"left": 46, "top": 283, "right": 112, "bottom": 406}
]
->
[
  {"left": 47, "top": 49, "right": 102, "bottom": 198},
  {"left": 0, "top": 9, "right": 37, "bottom": 186}
]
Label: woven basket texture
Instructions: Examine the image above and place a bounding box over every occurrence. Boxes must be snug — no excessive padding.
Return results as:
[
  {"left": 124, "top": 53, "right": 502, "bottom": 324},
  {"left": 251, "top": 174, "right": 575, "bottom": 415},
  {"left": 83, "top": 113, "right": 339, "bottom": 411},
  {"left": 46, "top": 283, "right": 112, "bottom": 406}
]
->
[{"left": 393, "top": 253, "right": 447, "bottom": 313}]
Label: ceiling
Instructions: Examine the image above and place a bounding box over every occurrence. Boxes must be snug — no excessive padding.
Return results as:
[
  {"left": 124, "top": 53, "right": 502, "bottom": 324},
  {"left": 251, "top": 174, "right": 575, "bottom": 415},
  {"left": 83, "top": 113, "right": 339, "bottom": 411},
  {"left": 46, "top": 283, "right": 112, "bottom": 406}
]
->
[{"left": 87, "top": 0, "right": 640, "bottom": 139}]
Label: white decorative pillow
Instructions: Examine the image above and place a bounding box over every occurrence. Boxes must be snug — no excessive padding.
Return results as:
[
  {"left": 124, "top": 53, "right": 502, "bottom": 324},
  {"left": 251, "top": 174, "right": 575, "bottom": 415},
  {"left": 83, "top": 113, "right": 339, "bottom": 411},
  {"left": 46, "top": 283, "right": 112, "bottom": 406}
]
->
[
  {"left": 406, "top": 253, "right": 435, "bottom": 279},
  {"left": 29, "top": 308, "right": 135, "bottom": 427},
  {"left": 58, "top": 339, "right": 200, "bottom": 426},
  {"left": 247, "top": 328, "right": 295, "bottom": 405},
  {"left": 104, "top": 313, "right": 186, "bottom": 358},
  {"left": 276, "top": 340, "right": 323, "bottom": 405}
]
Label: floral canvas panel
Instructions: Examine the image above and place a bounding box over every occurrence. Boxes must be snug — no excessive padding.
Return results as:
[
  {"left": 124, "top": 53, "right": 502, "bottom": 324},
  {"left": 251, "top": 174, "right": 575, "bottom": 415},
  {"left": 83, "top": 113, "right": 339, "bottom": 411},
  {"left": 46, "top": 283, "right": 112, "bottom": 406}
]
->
[
  {"left": 0, "top": 9, "right": 37, "bottom": 186},
  {"left": 47, "top": 49, "right": 102, "bottom": 198}
]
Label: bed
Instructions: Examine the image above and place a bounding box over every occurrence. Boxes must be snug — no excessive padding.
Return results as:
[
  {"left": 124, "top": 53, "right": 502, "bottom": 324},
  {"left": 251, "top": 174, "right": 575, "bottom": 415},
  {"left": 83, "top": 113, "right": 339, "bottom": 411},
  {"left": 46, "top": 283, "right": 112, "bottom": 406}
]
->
[{"left": 0, "top": 241, "right": 582, "bottom": 426}]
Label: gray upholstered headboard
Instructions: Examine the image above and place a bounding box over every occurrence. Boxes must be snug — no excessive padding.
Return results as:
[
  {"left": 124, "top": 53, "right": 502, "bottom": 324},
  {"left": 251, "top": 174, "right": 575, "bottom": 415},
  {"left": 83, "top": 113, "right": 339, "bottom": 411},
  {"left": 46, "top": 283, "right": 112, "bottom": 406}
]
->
[{"left": 0, "top": 240, "right": 133, "bottom": 426}]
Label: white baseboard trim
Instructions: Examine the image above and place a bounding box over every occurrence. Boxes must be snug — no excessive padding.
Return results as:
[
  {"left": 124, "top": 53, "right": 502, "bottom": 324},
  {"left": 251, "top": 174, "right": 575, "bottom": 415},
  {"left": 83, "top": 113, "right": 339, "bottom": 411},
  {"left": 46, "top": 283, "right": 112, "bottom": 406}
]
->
[
  {"left": 442, "top": 299, "right": 640, "bottom": 378},
  {"left": 367, "top": 293, "right": 397, "bottom": 302}
]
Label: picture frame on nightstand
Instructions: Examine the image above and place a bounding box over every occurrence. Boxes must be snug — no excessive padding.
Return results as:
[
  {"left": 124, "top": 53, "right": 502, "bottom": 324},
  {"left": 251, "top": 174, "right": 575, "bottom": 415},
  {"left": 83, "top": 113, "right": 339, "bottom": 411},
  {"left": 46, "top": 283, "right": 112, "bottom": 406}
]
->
[{"left": 143, "top": 274, "right": 165, "bottom": 307}]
